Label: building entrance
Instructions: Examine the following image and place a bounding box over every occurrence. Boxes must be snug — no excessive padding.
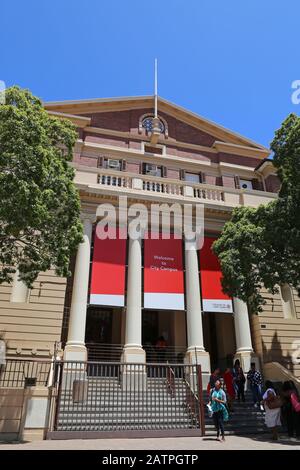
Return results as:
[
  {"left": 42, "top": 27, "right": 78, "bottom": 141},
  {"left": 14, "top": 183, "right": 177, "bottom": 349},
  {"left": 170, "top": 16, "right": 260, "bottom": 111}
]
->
[
  {"left": 85, "top": 306, "right": 123, "bottom": 361},
  {"left": 85, "top": 307, "right": 113, "bottom": 344},
  {"left": 203, "top": 312, "right": 236, "bottom": 372},
  {"left": 142, "top": 310, "right": 187, "bottom": 362}
]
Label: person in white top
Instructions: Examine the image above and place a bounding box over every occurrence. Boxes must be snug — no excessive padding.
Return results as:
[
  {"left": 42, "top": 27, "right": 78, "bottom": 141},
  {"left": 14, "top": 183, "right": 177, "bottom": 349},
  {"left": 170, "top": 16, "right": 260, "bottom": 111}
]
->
[{"left": 263, "top": 380, "right": 282, "bottom": 440}]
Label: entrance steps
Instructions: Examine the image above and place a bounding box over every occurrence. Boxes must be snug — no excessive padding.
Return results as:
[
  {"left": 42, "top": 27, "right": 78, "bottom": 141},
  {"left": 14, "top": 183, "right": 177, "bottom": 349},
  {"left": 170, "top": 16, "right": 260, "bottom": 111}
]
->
[
  {"left": 55, "top": 376, "right": 267, "bottom": 435},
  {"left": 56, "top": 377, "right": 197, "bottom": 432}
]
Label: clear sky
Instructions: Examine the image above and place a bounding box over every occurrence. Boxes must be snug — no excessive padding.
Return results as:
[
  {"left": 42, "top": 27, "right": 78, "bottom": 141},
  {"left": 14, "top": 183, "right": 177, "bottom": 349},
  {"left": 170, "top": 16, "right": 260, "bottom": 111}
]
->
[{"left": 1, "top": 0, "right": 299, "bottom": 147}]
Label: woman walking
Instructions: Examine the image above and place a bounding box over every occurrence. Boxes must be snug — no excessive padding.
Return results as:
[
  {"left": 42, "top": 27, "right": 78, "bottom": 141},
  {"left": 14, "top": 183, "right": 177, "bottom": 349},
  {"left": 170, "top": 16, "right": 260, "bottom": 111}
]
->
[
  {"left": 210, "top": 379, "right": 228, "bottom": 442},
  {"left": 262, "top": 380, "right": 282, "bottom": 441}
]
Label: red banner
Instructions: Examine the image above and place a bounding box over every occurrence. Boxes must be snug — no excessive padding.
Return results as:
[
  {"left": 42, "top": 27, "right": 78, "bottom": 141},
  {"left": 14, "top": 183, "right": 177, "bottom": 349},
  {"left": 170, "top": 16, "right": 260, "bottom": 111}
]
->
[
  {"left": 90, "top": 230, "right": 127, "bottom": 307},
  {"left": 144, "top": 235, "right": 184, "bottom": 310},
  {"left": 199, "top": 237, "right": 233, "bottom": 313}
]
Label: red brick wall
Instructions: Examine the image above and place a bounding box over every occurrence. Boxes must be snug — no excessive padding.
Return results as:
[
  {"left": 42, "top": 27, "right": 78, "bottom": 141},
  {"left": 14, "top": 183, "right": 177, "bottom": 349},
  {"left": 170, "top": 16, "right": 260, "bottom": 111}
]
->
[
  {"left": 265, "top": 174, "right": 281, "bottom": 193},
  {"left": 217, "top": 152, "right": 261, "bottom": 168},
  {"left": 204, "top": 174, "right": 217, "bottom": 185},
  {"left": 84, "top": 134, "right": 128, "bottom": 148},
  {"left": 126, "top": 162, "right": 140, "bottom": 174},
  {"left": 73, "top": 153, "right": 98, "bottom": 167},
  {"left": 81, "top": 108, "right": 217, "bottom": 147},
  {"left": 166, "top": 168, "right": 180, "bottom": 179},
  {"left": 222, "top": 175, "right": 236, "bottom": 188}
]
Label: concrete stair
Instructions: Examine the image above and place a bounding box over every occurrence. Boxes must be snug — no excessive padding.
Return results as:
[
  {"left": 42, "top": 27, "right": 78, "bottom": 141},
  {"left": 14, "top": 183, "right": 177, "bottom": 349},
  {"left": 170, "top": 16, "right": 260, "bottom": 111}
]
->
[
  {"left": 56, "top": 376, "right": 267, "bottom": 435},
  {"left": 56, "top": 377, "right": 196, "bottom": 431}
]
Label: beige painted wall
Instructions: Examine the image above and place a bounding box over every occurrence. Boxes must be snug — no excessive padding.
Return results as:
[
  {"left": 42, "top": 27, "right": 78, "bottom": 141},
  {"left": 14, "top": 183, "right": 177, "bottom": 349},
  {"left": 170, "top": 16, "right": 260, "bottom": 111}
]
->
[
  {"left": 251, "top": 288, "right": 300, "bottom": 379},
  {"left": 0, "top": 269, "right": 67, "bottom": 358}
]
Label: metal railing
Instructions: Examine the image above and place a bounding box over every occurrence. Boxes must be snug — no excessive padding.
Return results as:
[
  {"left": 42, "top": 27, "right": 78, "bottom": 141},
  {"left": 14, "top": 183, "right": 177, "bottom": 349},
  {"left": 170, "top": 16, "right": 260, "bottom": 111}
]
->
[
  {"left": 48, "top": 360, "right": 205, "bottom": 437},
  {"left": 144, "top": 345, "right": 186, "bottom": 363},
  {"left": 0, "top": 359, "right": 52, "bottom": 388},
  {"left": 86, "top": 343, "right": 124, "bottom": 362},
  {"left": 85, "top": 343, "right": 187, "bottom": 364}
]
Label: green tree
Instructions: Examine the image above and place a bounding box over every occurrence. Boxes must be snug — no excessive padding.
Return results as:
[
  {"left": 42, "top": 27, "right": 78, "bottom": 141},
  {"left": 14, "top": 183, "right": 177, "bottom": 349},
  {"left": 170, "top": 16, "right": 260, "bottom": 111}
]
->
[
  {"left": 0, "top": 86, "right": 83, "bottom": 286},
  {"left": 213, "top": 113, "right": 300, "bottom": 312}
]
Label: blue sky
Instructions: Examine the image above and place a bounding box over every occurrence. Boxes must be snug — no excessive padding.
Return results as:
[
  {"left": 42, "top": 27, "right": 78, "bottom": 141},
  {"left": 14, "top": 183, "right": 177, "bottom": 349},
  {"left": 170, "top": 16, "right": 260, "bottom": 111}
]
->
[{"left": 1, "top": 1, "right": 299, "bottom": 147}]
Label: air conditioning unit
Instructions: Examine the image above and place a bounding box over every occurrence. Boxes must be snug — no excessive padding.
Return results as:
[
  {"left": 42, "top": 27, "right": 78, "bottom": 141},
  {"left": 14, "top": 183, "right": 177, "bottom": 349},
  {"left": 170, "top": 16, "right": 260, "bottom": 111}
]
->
[
  {"left": 107, "top": 159, "right": 121, "bottom": 170},
  {"left": 145, "top": 164, "right": 158, "bottom": 176},
  {"left": 240, "top": 179, "right": 253, "bottom": 190}
]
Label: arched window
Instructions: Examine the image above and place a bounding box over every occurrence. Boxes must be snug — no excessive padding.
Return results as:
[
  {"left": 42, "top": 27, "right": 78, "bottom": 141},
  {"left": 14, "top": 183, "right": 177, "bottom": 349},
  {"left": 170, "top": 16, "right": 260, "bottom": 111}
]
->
[{"left": 280, "top": 284, "right": 296, "bottom": 319}]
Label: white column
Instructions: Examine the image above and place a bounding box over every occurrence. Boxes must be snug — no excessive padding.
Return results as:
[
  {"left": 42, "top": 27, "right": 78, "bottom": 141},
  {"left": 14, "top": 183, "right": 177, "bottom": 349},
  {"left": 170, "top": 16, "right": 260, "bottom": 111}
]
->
[
  {"left": 233, "top": 297, "right": 256, "bottom": 372},
  {"left": 64, "top": 217, "right": 93, "bottom": 361},
  {"left": 184, "top": 239, "right": 210, "bottom": 378},
  {"left": 122, "top": 235, "right": 145, "bottom": 363},
  {"left": 10, "top": 270, "right": 29, "bottom": 303}
]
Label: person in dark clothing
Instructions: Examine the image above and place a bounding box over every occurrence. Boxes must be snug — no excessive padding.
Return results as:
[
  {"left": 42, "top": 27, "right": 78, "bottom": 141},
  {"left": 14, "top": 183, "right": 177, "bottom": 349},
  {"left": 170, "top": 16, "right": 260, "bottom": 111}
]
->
[
  {"left": 281, "top": 380, "right": 300, "bottom": 438},
  {"left": 247, "top": 362, "right": 263, "bottom": 407},
  {"left": 155, "top": 336, "right": 167, "bottom": 362},
  {"left": 233, "top": 360, "right": 246, "bottom": 402}
]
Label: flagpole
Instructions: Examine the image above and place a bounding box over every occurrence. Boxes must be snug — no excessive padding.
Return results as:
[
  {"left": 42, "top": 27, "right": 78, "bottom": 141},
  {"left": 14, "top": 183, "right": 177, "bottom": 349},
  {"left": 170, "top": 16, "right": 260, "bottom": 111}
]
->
[{"left": 154, "top": 58, "right": 158, "bottom": 118}]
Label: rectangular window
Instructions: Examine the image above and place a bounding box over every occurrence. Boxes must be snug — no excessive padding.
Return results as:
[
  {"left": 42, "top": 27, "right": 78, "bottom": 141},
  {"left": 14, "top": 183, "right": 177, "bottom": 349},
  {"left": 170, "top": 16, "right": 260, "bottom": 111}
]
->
[
  {"left": 143, "top": 163, "right": 162, "bottom": 177},
  {"left": 105, "top": 158, "right": 121, "bottom": 170},
  {"left": 185, "top": 172, "right": 200, "bottom": 183},
  {"left": 239, "top": 179, "right": 253, "bottom": 190}
]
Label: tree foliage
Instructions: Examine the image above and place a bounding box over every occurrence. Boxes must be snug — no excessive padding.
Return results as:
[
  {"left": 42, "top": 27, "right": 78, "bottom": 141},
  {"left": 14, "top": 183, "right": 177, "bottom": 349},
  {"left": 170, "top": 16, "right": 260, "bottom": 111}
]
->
[
  {"left": 213, "top": 113, "right": 300, "bottom": 312},
  {"left": 0, "top": 86, "right": 83, "bottom": 286}
]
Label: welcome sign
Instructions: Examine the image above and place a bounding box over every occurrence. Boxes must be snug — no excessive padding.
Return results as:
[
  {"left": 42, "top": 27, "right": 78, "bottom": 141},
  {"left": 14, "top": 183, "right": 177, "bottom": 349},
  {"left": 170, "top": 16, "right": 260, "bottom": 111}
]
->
[
  {"left": 144, "top": 234, "right": 185, "bottom": 310},
  {"left": 199, "top": 237, "right": 233, "bottom": 313}
]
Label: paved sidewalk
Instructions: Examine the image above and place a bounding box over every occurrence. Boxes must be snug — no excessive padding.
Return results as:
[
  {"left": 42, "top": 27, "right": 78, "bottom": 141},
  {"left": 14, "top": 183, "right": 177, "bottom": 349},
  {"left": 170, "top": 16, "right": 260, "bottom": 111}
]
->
[{"left": 0, "top": 435, "right": 300, "bottom": 450}]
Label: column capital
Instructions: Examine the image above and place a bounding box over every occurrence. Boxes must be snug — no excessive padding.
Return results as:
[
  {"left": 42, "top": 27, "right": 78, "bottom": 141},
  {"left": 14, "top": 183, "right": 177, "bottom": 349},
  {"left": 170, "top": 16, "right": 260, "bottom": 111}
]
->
[{"left": 80, "top": 212, "right": 96, "bottom": 225}]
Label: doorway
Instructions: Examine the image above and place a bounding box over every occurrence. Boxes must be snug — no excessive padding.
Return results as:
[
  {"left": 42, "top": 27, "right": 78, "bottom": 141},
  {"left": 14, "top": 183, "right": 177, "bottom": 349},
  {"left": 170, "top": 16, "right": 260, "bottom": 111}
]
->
[
  {"left": 142, "top": 310, "right": 187, "bottom": 362},
  {"left": 85, "top": 307, "right": 113, "bottom": 344},
  {"left": 203, "top": 312, "right": 236, "bottom": 371}
]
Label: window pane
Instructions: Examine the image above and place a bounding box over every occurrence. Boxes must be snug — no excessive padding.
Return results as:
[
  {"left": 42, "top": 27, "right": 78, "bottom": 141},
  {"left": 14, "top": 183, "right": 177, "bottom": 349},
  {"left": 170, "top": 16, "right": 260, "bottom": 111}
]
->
[{"left": 185, "top": 172, "right": 199, "bottom": 183}]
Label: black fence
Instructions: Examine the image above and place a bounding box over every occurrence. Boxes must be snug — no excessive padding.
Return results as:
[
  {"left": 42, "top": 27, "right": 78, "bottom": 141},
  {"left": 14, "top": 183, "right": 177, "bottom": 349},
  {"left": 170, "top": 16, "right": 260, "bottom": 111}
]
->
[
  {"left": 48, "top": 361, "right": 205, "bottom": 438},
  {"left": 0, "top": 359, "right": 52, "bottom": 388}
]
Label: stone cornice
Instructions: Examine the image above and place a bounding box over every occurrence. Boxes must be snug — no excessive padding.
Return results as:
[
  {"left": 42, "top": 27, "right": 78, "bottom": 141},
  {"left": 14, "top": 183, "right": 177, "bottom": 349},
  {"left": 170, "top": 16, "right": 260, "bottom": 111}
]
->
[
  {"left": 47, "top": 110, "right": 91, "bottom": 128},
  {"left": 214, "top": 141, "right": 270, "bottom": 159}
]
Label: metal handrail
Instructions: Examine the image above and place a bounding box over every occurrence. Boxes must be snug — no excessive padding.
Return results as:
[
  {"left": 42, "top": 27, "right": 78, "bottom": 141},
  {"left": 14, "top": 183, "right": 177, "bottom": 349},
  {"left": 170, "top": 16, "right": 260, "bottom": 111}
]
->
[{"left": 166, "top": 365, "right": 176, "bottom": 397}]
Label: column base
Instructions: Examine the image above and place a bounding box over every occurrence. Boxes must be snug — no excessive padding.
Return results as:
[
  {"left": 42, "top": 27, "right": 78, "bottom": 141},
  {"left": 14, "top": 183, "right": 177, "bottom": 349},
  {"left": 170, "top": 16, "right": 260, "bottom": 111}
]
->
[
  {"left": 121, "top": 346, "right": 146, "bottom": 391},
  {"left": 63, "top": 343, "right": 87, "bottom": 362},
  {"left": 62, "top": 344, "right": 87, "bottom": 390},
  {"left": 121, "top": 345, "right": 146, "bottom": 364},
  {"left": 184, "top": 348, "right": 211, "bottom": 389}
]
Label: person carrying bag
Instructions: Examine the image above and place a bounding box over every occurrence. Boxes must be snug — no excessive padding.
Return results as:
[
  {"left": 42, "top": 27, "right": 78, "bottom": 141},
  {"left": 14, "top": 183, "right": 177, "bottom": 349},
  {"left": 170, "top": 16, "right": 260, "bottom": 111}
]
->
[{"left": 263, "top": 381, "right": 282, "bottom": 440}]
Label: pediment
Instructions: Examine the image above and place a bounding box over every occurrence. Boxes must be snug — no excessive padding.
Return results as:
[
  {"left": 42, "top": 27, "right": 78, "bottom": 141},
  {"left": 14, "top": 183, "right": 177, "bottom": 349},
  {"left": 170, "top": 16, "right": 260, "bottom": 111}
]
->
[{"left": 44, "top": 95, "right": 269, "bottom": 155}]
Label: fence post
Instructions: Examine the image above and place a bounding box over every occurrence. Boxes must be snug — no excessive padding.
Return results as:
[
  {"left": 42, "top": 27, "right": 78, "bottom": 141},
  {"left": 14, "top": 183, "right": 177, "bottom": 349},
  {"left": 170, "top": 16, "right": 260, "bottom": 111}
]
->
[{"left": 197, "top": 364, "right": 205, "bottom": 436}]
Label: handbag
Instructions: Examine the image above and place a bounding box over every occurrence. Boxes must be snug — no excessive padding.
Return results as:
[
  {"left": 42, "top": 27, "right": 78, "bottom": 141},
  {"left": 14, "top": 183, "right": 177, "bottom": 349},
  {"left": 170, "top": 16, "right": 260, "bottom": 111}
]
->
[{"left": 266, "top": 395, "right": 282, "bottom": 409}]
